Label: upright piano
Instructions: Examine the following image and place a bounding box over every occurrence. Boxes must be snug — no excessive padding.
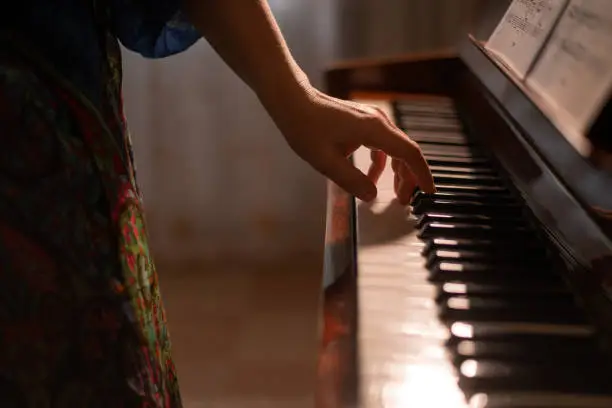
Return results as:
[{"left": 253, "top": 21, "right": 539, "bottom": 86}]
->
[{"left": 317, "top": 2, "right": 612, "bottom": 407}]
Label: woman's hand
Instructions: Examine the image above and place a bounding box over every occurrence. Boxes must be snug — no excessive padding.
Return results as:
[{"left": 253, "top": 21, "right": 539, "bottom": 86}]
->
[
  {"left": 268, "top": 87, "right": 436, "bottom": 204},
  {"left": 183, "top": 0, "right": 433, "bottom": 203}
]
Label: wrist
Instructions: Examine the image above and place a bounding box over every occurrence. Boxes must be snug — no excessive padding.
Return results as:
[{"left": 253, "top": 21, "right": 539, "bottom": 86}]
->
[{"left": 255, "top": 65, "right": 313, "bottom": 115}]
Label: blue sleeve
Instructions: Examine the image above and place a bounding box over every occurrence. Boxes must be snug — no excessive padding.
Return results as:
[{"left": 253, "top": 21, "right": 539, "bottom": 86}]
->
[{"left": 109, "top": 0, "right": 201, "bottom": 58}]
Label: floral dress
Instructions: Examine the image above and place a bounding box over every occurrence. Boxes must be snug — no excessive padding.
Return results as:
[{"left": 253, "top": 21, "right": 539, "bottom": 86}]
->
[{"left": 0, "top": 1, "right": 200, "bottom": 406}]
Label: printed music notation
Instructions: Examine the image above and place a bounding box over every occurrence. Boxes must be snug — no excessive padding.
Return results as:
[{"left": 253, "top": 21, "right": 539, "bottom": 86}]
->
[
  {"left": 526, "top": 0, "right": 612, "bottom": 139},
  {"left": 486, "top": 0, "right": 569, "bottom": 78}
]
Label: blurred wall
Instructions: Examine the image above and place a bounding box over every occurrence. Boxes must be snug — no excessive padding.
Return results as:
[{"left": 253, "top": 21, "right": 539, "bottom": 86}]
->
[
  {"left": 336, "top": 0, "right": 481, "bottom": 59},
  {"left": 122, "top": 1, "right": 338, "bottom": 264},
  {"left": 121, "top": 0, "right": 481, "bottom": 264}
]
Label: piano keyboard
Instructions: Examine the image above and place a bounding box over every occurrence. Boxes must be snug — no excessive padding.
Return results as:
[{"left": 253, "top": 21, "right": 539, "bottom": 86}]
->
[{"left": 351, "top": 96, "right": 612, "bottom": 408}]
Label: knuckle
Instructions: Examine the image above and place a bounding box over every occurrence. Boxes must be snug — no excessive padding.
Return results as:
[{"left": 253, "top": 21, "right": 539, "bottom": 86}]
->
[
  {"left": 363, "top": 110, "right": 384, "bottom": 125},
  {"left": 373, "top": 106, "right": 391, "bottom": 120},
  {"left": 404, "top": 137, "right": 422, "bottom": 154}
]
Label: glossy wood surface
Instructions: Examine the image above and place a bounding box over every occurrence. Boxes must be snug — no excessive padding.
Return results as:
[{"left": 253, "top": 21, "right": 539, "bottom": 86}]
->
[{"left": 317, "top": 36, "right": 612, "bottom": 406}]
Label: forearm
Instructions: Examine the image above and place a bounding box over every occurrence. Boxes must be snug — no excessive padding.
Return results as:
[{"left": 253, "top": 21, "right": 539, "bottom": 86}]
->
[{"left": 182, "top": 0, "right": 311, "bottom": 110}]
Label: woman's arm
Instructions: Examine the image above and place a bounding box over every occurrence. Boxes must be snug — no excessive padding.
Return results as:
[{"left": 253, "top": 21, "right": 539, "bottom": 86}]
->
[
  {"left": 181, "top": 0, "right": 435, "bottom": 200},
  {"left": 181, "top": 0, "right": 308, "bottom": 112}
]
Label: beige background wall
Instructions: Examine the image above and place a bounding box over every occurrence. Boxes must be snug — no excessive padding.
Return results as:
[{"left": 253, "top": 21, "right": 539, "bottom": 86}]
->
[{"left": 122, "top": 0, "right": 481, "bottom": 264}]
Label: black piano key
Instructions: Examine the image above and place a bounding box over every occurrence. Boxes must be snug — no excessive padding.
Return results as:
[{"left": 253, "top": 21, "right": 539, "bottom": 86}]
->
[
  {"left": 467, "top": 392, "right": 612, "bottom": 408},
  {"left": 418, "top": 222, "right": 531, "bottom": 240},
  {"left": 415, "top": 212, "right": 524, "bottom": 229},
  {"left": 398, "top": 112, "right": 460, "bottom": 121},
  {"left": 410, "top": 133, "right": 472, "bottom": 146},
  {"left": 428, "top": 164, "right": 496, "bottom": 175},
  {"left": 418, "top": 144, "right": 482, "bottom": 158},
  {"left": 395, "top": 101, "right": 457, "bottom": 113},
  {"left": 400, "top": 123, "right": 462, "bottom": 133},
  {"left": 397, "top": 109, "right": 457, "bottom": 118},
  {"left": 397, "top": 111, "right": 458, "bottom": 121},
  {"left": 432, "top": 172, "right": 502, "bottom": 186},
  {"left": 436, "top": 281, "right": 569, "bottom": 301},
  {"left": 396, "top": 107, "right": 458, "bottom": 116},
  {"left": 426, "top": 249, "right": 547, "bottom": 269},
  {"left": 412, "top": 199, "right": 523, "bottom": 217},
  {"left": 426, "top": 155, "right": 490, "bottom": 166},
  {"left": 448, "top": 321, "right": 595, "bottom": 344},
  {"left": 434, "top": 184, "right": 509, "bottom": 194},
  {"left": 420, "top": 149, "right": 480, "bottom": 159},
  {"left": 440, "top": 295, "right": 585, "bottom": 324},
  {"left": 452, "top": 337, "right": 604, "bottom": 366},
  {"left": 399, "top": 114, "right": 461, "bottom": 125},
  {"left": 395, "top": 98, "right": 455, "bottom": 109},
  {"left": 428, "top": 261, "right": 555, "bottom": 284},
  {"left": 413, "top": 189, "right": 514, "bottom": 201},
  {"left": 458, "top": 359, "right": 612, "bottom": 395},
  {"left": 395, "top": 103, "right": 458, "bottom": 118},
  {"left": 403, "top": 123, "right": 462, "bottom": 131},
  {"left": 422, "top": 238, "right": 544, "bottom": 258},
  {"left": 412, "top": 192, "right": 516, "bottom": 208}
]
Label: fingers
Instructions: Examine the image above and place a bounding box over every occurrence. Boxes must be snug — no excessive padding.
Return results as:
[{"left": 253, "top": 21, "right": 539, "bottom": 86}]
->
[
  {"left": 393, "top": 158, "right": 418, "bottom": 205},
  {"left": 392, "top": 158, "right": 401, "bottom": 197},
  {"left": 362, "top": 118, "right": 436, "bottom": 194},
  {"left": 311, "top": 148, "right": 377, "bottom": 202},
  {"left": 367, "top": 149, "right": 387, "bottom": 184}
]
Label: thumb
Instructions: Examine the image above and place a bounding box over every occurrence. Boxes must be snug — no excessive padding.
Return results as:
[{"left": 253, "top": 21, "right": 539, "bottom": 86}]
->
[{"left": 311, "top": 149, "right": 377, "bottom": 201}]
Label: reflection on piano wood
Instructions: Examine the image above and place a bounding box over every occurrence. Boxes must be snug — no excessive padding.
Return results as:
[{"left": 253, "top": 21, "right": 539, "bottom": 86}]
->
[{"left": 317, "top": 40, "right": 612, "bottom": 408}]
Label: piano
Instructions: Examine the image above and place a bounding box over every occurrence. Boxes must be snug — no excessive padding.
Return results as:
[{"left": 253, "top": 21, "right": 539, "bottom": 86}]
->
[{"left": 316, "top": 2, "right": 612, "bottom": 407}]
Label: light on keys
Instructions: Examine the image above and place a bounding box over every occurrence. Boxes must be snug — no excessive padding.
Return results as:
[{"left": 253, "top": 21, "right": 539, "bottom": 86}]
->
[
  {"left": 443, "top": 282, "right": 467, "bottom": 295},
  {"left": 451, "top": 322, "right": 474, "bottom": 339},
  {"left": 468, "top": 394, "right": 488, "bottom": 408},
  {"left": 437, "top": 250, "right": 461, "bottom": 259},
  {"left": 469, "top": 392, "right": 612, "bottom": 407},
  {"left": 430, "top": 213, "right": 453, "bottom": 219},
  {"left": 382, "top": 364, "right": 467, "bottom": 408},
  {"left": 460, "top": 359, "right": 479, "bottom": 378},
  {"left": 436, "top": 239, "right": 460, "bottom": 245},
  {"left": 430, "top": 222, "right": 456, "bottom": 229},
  {"left": 447, "top": 297, "right": 470, "bottom": 310},
  {"left": 457, "top": 340, "right": 477, "bottom": 357},
  {"left": 440, "top": 262, "right": 464, "bottom": 271}
]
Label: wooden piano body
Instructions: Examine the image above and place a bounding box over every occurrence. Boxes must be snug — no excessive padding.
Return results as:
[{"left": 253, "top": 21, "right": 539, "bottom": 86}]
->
[{"left": 317, "top": 7, "right": 612, "bottom": 408}]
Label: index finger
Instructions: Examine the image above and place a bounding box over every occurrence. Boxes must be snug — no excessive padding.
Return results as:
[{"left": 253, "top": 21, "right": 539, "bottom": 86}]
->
[{"left": 363, "top": 121, "right": 435, "bottom": 193}]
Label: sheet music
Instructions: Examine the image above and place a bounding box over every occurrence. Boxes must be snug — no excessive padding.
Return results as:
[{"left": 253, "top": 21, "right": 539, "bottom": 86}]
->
[
  {"left": 527, "top": 0, "right": 612, "bottom": 138},
  {"left": 486, "top": 0, "right": 569, "bottom": 78}
]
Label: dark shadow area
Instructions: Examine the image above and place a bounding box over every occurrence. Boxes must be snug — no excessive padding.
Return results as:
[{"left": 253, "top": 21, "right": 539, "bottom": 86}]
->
[{"left": 356, "top": 199, "right": 416, "bottom": 246}]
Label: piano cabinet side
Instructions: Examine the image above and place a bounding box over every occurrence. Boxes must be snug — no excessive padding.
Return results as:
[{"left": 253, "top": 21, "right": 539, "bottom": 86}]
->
[{"left": 317, "top": 179, "right": 358, "bottom": 408}]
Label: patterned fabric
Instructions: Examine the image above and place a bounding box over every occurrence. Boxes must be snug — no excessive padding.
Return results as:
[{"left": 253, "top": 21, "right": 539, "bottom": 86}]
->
[
  {"left": 0, "top": 1, "right": 199, "bottom": 406},
  {"left": 109, "top": 0, "right": 201, "bottom": 58},
  {"left": 4, "top": 0, "right": 200, "bottom": 105}
]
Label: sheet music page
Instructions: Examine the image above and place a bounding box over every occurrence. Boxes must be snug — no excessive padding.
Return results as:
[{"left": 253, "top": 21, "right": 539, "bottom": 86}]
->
[
  {"left": 527, "top": 0, "right": 612, "bottom": 137},
  {"left": 486, "top": 0, "right": 569, "bottom": 78}
]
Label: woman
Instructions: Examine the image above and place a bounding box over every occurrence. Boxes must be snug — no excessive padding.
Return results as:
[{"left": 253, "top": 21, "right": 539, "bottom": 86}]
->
[{"left": 0, "top": 0, "right": 434, "bottom": 406}]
